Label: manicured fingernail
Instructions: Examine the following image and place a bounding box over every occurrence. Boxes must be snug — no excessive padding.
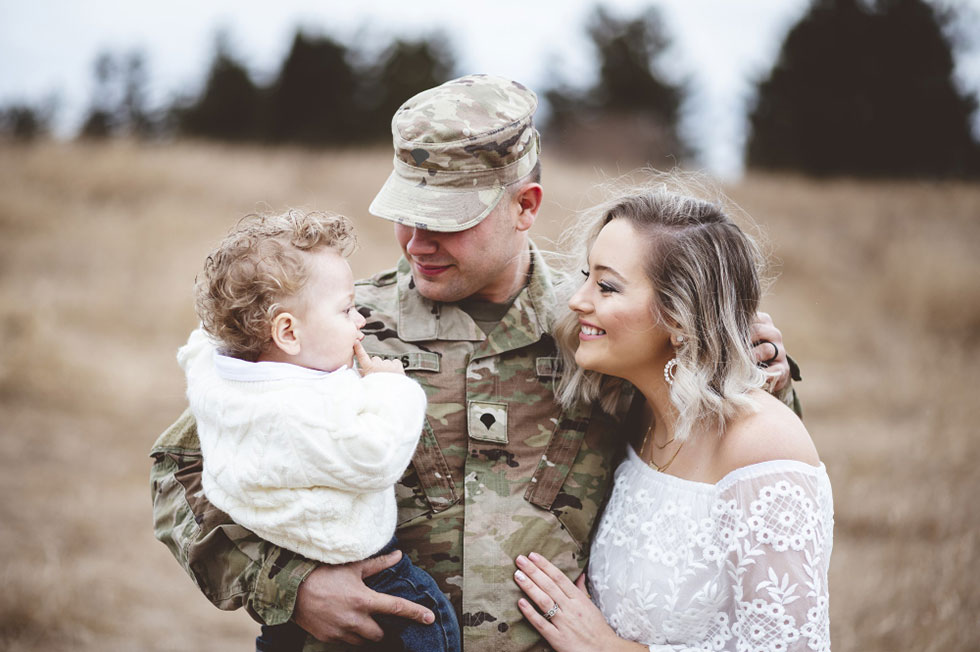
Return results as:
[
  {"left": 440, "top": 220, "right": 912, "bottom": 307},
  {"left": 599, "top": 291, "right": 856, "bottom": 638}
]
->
[
  {"left": 516, "top": 554, "right": 528, "bottom": 565},
  {"left": 515, "top": 569, "right": 527, "bottom": 582},
  {"left": 518, "top": 598, "right": 529, "bottom": 608},
  {"left": 529, "top": 551, "right": 541, "bottom": 562}
]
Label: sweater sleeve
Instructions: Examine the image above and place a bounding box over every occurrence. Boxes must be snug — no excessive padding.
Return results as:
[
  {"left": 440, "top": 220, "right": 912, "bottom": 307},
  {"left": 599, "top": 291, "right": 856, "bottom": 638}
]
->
[{"left": 289, "top": 371, "right": 427, "bottom": 493}]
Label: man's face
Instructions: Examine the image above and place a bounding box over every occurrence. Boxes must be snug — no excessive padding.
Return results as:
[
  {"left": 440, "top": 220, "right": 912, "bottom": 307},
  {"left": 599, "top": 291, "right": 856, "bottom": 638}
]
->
[{"left": 393, "top": 196, "right": 528, "bottom": 304}]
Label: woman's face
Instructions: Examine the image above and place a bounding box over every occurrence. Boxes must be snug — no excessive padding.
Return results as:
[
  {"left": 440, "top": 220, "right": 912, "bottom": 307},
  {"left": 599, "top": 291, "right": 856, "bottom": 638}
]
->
[{"left": 568, "top": 218, "right": 672, "bottom": 383}]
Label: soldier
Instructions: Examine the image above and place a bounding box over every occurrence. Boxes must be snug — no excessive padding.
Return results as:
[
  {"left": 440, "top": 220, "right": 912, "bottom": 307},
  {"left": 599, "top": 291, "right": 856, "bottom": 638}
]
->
[{"left": 150, "top": 74, "right": 797, "bottom": 651}]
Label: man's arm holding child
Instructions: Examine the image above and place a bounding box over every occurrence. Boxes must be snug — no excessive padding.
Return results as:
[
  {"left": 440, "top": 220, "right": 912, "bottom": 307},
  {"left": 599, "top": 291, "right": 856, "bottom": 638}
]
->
[
  {"left": 149, "top": 344, "right": 434, "bottom": 643},
  {"left": 150, "top": 411, "right": 317, "bottom": 626}
]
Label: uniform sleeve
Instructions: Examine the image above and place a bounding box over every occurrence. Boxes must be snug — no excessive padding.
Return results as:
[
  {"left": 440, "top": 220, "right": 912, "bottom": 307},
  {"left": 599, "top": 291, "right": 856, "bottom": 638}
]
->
[
  {"left": 776, "top": 356, "right": 804, "bottom": 419},
  {"left": 149, "top": 408, "right": 317, "bottom": 626},
  {"left": 719, "top": 467, "right": 833, "bottom": 652}
]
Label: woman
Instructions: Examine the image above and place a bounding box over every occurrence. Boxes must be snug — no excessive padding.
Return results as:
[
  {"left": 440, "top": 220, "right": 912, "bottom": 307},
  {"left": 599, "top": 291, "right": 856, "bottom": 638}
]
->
[{"left": 513, "top": 185, "right": 833, "bottom": 651}]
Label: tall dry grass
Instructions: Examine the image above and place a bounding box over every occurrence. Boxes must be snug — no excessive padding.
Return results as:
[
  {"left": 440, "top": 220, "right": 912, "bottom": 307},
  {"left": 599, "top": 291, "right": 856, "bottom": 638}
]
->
[{"left": 0, "top": 141, "right": 977, "bottom": 651}]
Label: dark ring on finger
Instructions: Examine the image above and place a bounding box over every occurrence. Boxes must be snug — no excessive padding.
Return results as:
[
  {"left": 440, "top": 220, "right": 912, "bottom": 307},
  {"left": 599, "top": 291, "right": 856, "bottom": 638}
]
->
[
  {"left": 762, "top": 340, "right": 779, "bottom": 364},
  {"left": 754, "top": 339, "right": 779, "bottom": 366}
]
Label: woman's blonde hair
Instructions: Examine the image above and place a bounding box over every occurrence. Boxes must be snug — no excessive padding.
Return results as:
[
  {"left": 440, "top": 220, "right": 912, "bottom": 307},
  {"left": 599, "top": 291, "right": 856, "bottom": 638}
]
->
[
  {"left": 552, "top": 174, "right": 772, "bottom": 441},
  {"left": 195, "top": 210, "right": 356, "bottom": 361}
]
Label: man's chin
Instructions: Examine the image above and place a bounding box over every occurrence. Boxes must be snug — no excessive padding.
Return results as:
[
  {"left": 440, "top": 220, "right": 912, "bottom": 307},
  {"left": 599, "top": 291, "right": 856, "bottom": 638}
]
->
[{"left": 412, "top": 275, "right": 467, "bottom": 303}]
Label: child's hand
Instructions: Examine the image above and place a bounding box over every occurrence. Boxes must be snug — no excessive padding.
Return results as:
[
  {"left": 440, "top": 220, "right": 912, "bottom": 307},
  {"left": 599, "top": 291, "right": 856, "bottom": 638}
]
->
[{"left": 354, "top": 340, "right": 405, "bottom": 376}]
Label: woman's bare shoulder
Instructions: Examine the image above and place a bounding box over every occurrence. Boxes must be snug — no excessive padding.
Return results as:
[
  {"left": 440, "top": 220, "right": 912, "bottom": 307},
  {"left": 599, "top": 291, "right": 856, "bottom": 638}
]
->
[{"left": 717, "top": 390, "right": 820, "bottom": 473}]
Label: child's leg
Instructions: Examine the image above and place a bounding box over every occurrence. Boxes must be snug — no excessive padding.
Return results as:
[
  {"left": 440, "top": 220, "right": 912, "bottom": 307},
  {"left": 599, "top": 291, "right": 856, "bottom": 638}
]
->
[{"left": 364, "top": 538, "right": 461, "bottom": 652}]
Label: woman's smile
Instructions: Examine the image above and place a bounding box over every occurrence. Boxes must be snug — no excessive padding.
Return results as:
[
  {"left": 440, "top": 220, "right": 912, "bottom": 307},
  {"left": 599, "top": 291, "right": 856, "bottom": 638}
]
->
[{"left": 579, "top": 321, "right": 606, "bottom": 339}]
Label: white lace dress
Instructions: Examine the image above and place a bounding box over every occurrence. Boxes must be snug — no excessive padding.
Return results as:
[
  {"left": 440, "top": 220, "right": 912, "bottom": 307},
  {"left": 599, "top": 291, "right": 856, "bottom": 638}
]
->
[{"left": 588, "top": 446, "right": 833, "bottom": 651}]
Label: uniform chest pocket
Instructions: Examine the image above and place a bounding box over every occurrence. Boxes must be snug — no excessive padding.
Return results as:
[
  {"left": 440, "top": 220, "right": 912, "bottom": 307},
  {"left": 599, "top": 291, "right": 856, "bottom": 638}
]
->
[
  {"left": 395, "top": 419, "right": 460, "bottom": 525},
  {"left": 361, "top": 349, "right": 456, "bottom": 525},
  {"left": 523, "top": 405, "right": 619, "bottom": 550}
]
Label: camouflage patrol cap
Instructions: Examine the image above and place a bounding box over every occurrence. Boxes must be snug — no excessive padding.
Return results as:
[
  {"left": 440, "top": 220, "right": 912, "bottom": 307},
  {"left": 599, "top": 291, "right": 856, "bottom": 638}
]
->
[{"left": 368, "top": 73, "right": 540, "bottom": 232}]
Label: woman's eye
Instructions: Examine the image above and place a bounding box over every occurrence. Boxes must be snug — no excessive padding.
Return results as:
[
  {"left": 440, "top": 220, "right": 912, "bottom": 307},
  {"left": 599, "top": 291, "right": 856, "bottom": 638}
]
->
[{"left": 581, "top": 268, "right": 617, "bottom": 294}]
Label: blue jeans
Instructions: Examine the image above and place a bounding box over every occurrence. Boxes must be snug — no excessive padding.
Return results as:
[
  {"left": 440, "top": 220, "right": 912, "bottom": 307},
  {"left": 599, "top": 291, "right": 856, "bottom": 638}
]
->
[{"left": 256, "top": 538, "right": 460, "bottom": 652}]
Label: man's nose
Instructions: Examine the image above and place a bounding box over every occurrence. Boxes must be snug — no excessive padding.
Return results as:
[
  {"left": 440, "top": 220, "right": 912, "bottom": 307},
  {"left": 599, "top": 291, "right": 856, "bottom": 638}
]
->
[{"left": 405, "top": 228, "right": 438, "bottom": 255}]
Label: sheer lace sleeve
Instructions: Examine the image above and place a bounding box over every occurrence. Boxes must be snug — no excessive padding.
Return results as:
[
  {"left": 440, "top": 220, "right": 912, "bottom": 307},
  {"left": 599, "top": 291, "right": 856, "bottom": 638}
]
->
[
  {"left": 708, "top": 462, "right": 834, "bottom": 652},
  {"left": 588, "top": 453, "right": 833, "bottom": 652}
]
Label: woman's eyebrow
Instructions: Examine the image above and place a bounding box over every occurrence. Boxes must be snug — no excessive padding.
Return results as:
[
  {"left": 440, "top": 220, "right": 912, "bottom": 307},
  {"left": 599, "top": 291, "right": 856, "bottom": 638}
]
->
[{"left": 594, "top": 264, "right": 628, "bottom": 283}]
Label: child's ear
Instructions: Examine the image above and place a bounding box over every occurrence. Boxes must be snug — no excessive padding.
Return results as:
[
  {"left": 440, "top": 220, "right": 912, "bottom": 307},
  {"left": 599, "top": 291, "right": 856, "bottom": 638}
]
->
[{"left": 271, "top": 312, "right": 301, "bottom": 356}]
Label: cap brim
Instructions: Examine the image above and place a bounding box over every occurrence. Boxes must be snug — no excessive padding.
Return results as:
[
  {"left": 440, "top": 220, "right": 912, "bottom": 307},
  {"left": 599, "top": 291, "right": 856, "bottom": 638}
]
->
[{"left": 368, "top": 170, "right": 506, "bottom": 233}]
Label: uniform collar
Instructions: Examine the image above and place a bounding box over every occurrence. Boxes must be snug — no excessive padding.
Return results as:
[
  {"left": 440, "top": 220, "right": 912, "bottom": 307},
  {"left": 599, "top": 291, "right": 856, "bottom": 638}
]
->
[{"left": 395, "top": 241, "right": 558, "bottom": 347}]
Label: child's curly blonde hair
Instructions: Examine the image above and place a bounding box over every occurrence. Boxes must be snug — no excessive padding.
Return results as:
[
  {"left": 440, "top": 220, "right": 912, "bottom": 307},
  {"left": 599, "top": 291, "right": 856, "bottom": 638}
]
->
[{"left": 195, "top": 210, "right": 357, "bottom": 361}]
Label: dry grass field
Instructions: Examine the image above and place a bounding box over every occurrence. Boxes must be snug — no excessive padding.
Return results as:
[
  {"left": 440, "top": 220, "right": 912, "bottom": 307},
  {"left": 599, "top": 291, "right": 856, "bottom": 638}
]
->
[{"left": 0, "top": 141, "right": 977, "bottom": 651}]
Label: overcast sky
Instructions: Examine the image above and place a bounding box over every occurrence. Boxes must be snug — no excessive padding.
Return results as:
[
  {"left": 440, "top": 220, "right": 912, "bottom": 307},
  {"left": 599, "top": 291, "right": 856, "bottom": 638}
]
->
[{"left": 2, "top": 0, "right": 978, "bottom": 178}]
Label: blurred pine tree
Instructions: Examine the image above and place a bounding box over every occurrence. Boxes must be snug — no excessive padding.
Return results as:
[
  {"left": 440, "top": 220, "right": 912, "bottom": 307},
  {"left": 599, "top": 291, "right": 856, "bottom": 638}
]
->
[
  {"left": 545, "top": 7, "right": 688, "bottom": 165},
  {"left": 363, "top": 37, "right": 455, "bottom": 139},
  {"left": 177, "top": 35, "right": 263, "bottom": 142},
  {"left": 267, "top": 33, "right": 359, "bottom": 144},
  {"left": 747, "top": 0, "right": 980, "bottom": 177}
]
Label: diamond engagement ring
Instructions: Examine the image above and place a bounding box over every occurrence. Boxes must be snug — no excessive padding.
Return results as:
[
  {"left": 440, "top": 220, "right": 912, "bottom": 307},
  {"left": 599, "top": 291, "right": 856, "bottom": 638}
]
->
[{"left": 543, "top": 602, "right": 560, "bottom": 620}]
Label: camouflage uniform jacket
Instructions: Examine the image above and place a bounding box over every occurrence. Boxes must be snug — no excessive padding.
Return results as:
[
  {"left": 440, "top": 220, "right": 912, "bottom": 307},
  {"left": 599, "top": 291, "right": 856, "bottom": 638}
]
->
[{"left": 150, "top": 244, "right": 627, "bottom": 651}]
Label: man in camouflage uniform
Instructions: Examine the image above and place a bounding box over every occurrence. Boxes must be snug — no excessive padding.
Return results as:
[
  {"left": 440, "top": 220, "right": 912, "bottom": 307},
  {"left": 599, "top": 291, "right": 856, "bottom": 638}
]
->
[{"left": 151, "top": 74, "right": 796, "bottom": 651}]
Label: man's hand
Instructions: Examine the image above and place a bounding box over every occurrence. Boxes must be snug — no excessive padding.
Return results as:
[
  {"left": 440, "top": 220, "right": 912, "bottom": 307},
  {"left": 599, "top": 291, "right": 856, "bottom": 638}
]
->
[
  {"left": 750, "top": 312, "right": 791, "bottom": 395},
  {"left": 293, "top": 551, "right": 435, "bottom": 645},
  {"left": 354, "top": 340, "right": 406, "bottom": 376}
]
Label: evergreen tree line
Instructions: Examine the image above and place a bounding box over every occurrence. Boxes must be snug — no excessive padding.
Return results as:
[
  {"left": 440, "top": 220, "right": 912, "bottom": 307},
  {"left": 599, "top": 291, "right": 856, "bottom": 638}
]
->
[
  {"left": 71, "top": 31, "right": 456, "bottom": 145},
  {"left": 2, "top": 0, "right": 978, "bottom": 177},
  {"left": 172, "top": 32, "right": 454, "bottom": 145}
]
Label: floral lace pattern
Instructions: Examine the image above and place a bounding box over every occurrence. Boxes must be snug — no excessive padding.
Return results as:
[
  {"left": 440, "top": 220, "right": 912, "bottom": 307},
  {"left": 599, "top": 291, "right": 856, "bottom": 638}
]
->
[{"left": 588, "top": 447, "right": 833, "bottom": 651}]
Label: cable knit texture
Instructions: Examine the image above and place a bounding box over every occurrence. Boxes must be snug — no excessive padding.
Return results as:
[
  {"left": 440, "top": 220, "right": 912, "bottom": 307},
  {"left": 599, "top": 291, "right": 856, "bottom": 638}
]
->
[
  {"left": 588, "top": 446, "right": 833, "bottom": 652},
  {"left": 178, "top": 328, "right": 427, "bottom": 564}
]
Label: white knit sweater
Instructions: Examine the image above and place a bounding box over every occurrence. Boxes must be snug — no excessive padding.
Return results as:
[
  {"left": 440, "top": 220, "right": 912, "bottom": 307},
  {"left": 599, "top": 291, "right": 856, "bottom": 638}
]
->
[{"left": 178, "top": 328, "right": 427, "bottom": 564}]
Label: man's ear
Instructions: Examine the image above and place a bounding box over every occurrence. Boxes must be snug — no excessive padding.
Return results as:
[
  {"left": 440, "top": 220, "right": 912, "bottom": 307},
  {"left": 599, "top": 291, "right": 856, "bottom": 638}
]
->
[
  {"left": 270, "top": 312, "right": 301, "bottom": 356},
  {"left": 514, "top": 183, "right": 543, "bottom": 232}
]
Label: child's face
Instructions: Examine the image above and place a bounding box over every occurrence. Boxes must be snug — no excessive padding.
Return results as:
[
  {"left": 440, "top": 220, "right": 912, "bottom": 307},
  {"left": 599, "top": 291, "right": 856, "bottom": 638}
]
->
[{"left": 289, "top": 249, "right": 366, "bottom": 372}]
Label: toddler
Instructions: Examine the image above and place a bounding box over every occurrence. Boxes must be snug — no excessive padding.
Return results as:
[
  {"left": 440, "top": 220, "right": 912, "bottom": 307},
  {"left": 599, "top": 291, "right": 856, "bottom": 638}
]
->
[{"left": 178, "top": 210, "right": 460, "bottom": 652}]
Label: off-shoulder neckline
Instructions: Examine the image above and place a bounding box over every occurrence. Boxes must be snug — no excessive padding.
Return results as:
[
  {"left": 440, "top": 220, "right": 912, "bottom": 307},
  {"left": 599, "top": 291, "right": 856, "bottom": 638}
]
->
[{"left": 624, "top": 444, "right": 827, "bottom": 494}]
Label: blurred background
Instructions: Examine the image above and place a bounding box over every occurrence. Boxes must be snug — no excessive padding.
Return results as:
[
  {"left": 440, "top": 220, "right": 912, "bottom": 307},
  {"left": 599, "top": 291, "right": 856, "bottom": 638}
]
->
[{"left": 1, "top": 0, "right": 978, "bottom": 650}]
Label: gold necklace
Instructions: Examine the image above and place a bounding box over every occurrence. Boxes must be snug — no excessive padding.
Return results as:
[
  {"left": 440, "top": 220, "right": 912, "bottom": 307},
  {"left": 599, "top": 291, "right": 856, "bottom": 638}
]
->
[
  {"left": 642, "top": 425, "right": 684, "bottom": 473},
  {"left": 643, "top": 425, "right": 676, "bottom": 449}
]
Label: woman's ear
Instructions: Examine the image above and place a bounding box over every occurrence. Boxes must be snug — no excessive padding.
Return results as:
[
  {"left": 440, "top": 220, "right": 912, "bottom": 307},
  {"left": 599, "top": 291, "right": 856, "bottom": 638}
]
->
[
  {"left": 668, "top": 322, "right": 688, "bottom": 348},
  {"left": 270, "top": 312, "right": 301, "bottom": 356}
]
